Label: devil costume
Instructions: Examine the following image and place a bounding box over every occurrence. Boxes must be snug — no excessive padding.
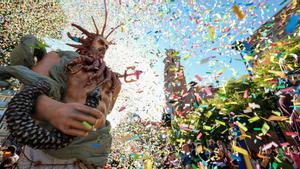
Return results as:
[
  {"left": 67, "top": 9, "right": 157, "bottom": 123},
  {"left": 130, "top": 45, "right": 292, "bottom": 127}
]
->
[{"left": 0, "top": 35, "right": 112, "bottom": 168}]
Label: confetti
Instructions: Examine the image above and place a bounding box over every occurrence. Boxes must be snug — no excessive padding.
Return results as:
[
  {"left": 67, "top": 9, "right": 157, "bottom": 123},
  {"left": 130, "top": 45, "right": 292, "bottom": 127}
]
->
[
  {"left": 286, "top": 15, "right": 299, "bottom": 34},
  {"left": 232, "top": 4, "right": 245, "bottom": 20},
  {"left": 262, "top": 122, "right": 270, "bottom": 135}
]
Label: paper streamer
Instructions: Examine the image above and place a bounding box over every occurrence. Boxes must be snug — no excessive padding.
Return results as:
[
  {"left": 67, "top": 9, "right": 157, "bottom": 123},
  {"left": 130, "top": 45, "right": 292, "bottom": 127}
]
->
[
  {"left": 215, "top": 119, "right": 226, "bottom": 126},
  {"left": 203, "top": 125, "right": 212, "bottom": 130},
  {"left": 209, "top": 26, "right": 214, "bottom": 41},
  {"left": 285, "top": 132, "right": 299, "bottom": 137},
  {"left": 262, "top": 122, "right": 270, "bottom": 135},
  {"left": 267, "top": 115, "right": 289, "bottom": 121},
  {"left": 232, "top": 145, "right": 249, "bottom": 156},
  {"left": 286, "top": 15, "right": 299, "bottom": 34},
  {"left": 248, "top": 116, "right": 260, "bottom": 123},
  {"left": 232, "top": 4, "right": 245, "bottom": 20},
  {"left": 237, "top": 121, "right": 248, "bottom": 132}
]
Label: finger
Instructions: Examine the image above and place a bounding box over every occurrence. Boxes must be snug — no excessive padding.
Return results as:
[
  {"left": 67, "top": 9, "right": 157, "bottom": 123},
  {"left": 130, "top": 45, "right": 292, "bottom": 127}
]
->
[
  {"left": 94, "top": 118, "right": 106, "bottom": 129},
  {"left": 97, "top": 102, "right": 107, "bottom": 115},
  {"left": 69, "top": 120, "right": 93, "bottom": 132},
  {"left": 76, "top": 105, "right": 102, "bottom": 119},
  {"left": 66, "top": 128, "right": 88, "bottom": 137},
  {"left": 71, "top": 113, "right": 98, "bottom": 125}
]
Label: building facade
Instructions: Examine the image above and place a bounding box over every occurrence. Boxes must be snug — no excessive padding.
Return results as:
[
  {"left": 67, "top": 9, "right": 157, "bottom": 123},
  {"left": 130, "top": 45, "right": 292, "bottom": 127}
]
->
[{"left": 163, "top": 49, "right": 202, "bottom": 119}]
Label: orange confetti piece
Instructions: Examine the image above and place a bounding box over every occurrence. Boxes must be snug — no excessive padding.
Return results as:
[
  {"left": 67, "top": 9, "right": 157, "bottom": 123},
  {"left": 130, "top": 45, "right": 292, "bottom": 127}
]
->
[
  {"left": 209, "top": 26, "right": 214, "bottom": 41},
  {"left": 232, "top": 4, "right": 245, "bottom": 20}
]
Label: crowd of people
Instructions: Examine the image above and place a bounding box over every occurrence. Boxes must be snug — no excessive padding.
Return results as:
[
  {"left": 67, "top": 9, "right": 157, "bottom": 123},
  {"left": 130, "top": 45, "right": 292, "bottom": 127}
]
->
[
  {"left": 102, "top": 109, "right": 297, "bottom": 169},
  {"left": 176, "top": 139, "right": 300, "bottom": 169},
  {"left": 171, "top": 64, "right": 300, "bottom": 168},
  {"left": 104, "top": 115, "right": 183, "bottom": 168},
  {"left": 256, "top": 144, "right": 300, "bottom": 169},
  {"left": 0, "top": 1, "right": 299, "bottom": 169},
  {"left": 0, "top": 1, "right": 65, "bottom": 66},
  {"left": 0, "top": 145, "right": 19, "bottom": 169}
]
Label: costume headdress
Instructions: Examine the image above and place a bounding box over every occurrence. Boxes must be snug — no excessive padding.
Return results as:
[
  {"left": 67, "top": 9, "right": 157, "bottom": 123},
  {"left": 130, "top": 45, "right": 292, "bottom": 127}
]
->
[{"left": 65, "top": 0, "right": 122, "bottom": 89}]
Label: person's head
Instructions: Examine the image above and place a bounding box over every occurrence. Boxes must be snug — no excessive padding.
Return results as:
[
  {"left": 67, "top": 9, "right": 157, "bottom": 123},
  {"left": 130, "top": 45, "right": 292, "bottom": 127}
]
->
[
  {"left": 290, "top": 146, "right": 297, "bottom": 153},
  {"left": 266, "top": 149, "right": 272, "bottom": 155},
  {"left": 182, "top": 144, "right": 190, "bottom": 153},
  {"left": 6, "top": 145, "right": 16, "bottom": 155},
  {"left": 90, "top": 36, "right": 110, "bottom": 55},
  {"left": 65, "top": 0, "right": 122, "bottom": 92},
  {"left": 66, "top": 0, "right": 122, "bottom": 57},
  {"left": 218, "top": 148, "right": 225, "bottom": 158}
]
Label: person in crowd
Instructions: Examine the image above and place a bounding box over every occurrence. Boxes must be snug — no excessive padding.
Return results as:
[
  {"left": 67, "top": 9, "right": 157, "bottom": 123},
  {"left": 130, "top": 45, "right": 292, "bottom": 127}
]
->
[
  {"left": 0, "top": 145, "right": 19, "bottom": 169},
  {"left": 289, "top": 146, "right": 300, "bottom": 169},
  {"left": 207, "top": 139, "right": 217, "bottom": 151}
]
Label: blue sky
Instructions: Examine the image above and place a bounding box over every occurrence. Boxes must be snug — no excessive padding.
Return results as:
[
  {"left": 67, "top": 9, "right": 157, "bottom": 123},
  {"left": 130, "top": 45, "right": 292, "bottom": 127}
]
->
[
  {"left": 147, "top": 0, "right": 290, "bottom": 86},
  {"left": 41, "top": 0, "right": 293, "bottom": 124},
  {"left": 54, "top": 0, "right": 291, "bottom": 87}
]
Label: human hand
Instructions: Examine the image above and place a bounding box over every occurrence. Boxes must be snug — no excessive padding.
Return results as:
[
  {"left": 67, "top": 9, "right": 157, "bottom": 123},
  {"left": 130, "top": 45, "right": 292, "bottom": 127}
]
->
[{"left": 47, "top": 102, "right": 104, "bottom": 137}]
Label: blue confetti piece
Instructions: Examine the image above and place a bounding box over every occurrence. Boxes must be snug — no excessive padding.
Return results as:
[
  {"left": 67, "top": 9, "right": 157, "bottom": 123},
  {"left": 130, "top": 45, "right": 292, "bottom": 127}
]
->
[
  {"left": 176, "top": 130, "right": 181, "bottom": 137},
  {"left": 202, "top": 159, "right": 208, "bottom": 166},
  {"left": 286, "top": 15, "right": 299, "bottom": 34},
  {"left": 74, "top": 37, "right": 79, "bottom": 42},
  {"left": 231, "top": 154, "right": 241, "bottom": 161},
  {"left": 244, "top": 3, "right": 254, "bottom": 6},
  {"left": 243, "top": 41, "right": 252, "bottom": 52},
  {"left": 91, "top": 143, "right": 101, "bottom": 149},
  {"left": 276, "top": 52, "right": 283, "bottom": 59},
  {"left": 295, "top": 84, "right": 300, "bottom": 94},
  {"left": 280, "top": 0, "right": 288, "bottom": 5}
]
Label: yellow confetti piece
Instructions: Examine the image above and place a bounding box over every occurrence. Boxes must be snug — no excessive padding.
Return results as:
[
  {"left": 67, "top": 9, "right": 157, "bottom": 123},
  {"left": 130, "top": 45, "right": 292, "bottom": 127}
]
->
[
  {"left": 144, "top": 159, "right": 153, "bottom": 169},
  {"left": 182, "top": 53, "right": 192, "bottom": 60},
  {"left": 292, "top": 101, "right": 300, "bottom": 105},
  {"left": 271, "top": 111, "right": 281, "bottom": 116},
  {"left": 196, "top": 146, "right": 203, "bottom": 154},
  {"left": 215, "top": 119, "right": 226, "bottom": 126},
  {"left": 232, "top": 4, "right": 245, "bottom": 20},
  {"left": 221, "top": 128, "right": 228, "bottom": 134},
  {"left": 274, "top": 156, "right": 282, "bottom": 163},
  {"left": 237, "top": 121, "right": 248, "bottom": 132},
  {"left": 262, "top": 122, "right": 270, "bottom": 135},
  {"left": 203, "top": 125, "right": 212, "bottom": 130},
  {"left": 248, "top": 116, "right": 260, "bottom": 123},
  {"left": 232, "top": 145, "right": 249, "bottom": 156},
  {"left": 205, "top": 111, "right": 212, "bottom": 118},
  {"left": 264, "top": 78, "right": 274, "bottom": 81},
  {"left": 267, "top": 115, "right": 289, "bottom": 121},
  {"left": 244, "top": 55, "right": 253, "bottom": 61},
  {"left": 268, "top": 70, "right": 287, "bottom": 78},
  {"left": 209, "top": 26, "right": 214, "bottom": 41},
  {"left": 237, "top": 114, "right": 251, "bottom": 118},
  {"left": 225, "top": 102, "right": 238, "bottom": 105},
  {"left": 121, "top": 26, "right": 125, "bottom": 32}
]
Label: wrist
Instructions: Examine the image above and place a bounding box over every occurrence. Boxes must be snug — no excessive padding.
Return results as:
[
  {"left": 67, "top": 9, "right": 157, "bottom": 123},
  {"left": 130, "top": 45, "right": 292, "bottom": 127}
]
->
[{"left": 35, "top": 95, "right": 63, "bottom": 121}]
